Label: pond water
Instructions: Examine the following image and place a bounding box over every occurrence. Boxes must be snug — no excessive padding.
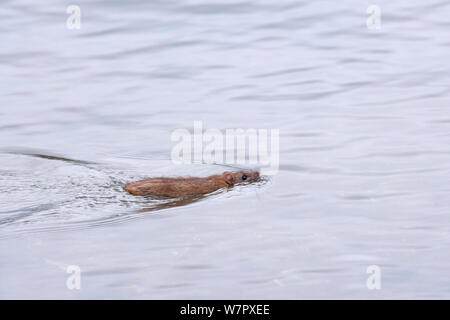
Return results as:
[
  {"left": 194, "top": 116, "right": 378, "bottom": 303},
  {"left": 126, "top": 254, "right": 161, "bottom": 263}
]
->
[{"left": 1, "top": 0, "right": 450, "bottom": 299}]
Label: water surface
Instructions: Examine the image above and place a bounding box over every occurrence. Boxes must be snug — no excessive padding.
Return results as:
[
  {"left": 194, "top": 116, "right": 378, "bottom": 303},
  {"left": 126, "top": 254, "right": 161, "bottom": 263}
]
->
[{"left": 1, "top": 0, "right": 450, "bottom": 299}]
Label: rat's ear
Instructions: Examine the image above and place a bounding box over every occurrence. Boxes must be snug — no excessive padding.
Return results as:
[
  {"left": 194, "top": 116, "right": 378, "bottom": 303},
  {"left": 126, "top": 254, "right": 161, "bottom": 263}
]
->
[{"left": 223, "top": 172, "right": 235, "bottom": 185}]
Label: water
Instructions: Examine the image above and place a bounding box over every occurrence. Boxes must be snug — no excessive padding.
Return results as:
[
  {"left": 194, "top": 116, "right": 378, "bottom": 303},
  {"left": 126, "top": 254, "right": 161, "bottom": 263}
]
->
[{"left": 1, "top": 0, "right": 450, "bottom": 299}]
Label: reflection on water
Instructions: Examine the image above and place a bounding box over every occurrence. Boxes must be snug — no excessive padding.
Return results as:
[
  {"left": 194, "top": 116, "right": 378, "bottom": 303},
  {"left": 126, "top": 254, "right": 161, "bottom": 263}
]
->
[
  {"left": 139, "top": 194, "right": 208, "bottom": 213},
  {"left": 1, "top": 0, "right": 450, "bottom": 299}
]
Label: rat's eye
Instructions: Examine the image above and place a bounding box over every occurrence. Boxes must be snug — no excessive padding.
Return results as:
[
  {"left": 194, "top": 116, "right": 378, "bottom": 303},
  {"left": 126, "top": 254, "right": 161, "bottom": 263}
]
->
[{"left": 242, "top": 174, "right": 247, "bottom": 180}]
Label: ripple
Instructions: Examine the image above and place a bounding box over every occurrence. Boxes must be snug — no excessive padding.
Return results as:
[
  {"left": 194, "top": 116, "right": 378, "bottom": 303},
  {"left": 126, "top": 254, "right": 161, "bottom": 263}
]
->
[
  {"left": 250, "top": 67, "right": 318, "bottom": 78},
  {"left": 279, "top": 164, "right": 340, "bottom": 175},
  {"left": 92, "top": 40, "right": 205, "bottom": 60},
  {"left": 229, "top": 90, "right": 342, "bottom": 102},
  {"left": 345, "top": 168, "right": 442, "bottom": 177},
  {"left": 338, "top": 192, "right": 410, "bottom": 201}
]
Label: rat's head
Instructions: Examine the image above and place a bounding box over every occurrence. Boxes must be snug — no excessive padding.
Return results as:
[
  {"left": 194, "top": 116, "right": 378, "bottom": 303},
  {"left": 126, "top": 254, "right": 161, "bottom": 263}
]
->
[{"left": 222, "top": 171, "right": 260, "bottom": 186}]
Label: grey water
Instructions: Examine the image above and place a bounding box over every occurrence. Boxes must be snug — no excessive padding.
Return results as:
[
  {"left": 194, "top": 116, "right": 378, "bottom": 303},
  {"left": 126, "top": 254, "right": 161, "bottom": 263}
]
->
[{"left": 1, "top": 0, "right": 450, "bottom": 299}]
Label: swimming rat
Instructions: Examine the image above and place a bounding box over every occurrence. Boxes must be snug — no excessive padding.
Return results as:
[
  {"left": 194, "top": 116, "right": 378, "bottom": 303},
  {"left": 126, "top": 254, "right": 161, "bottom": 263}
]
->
[{"left": 124, "top": 171, "right": 260, "bottom": 197}]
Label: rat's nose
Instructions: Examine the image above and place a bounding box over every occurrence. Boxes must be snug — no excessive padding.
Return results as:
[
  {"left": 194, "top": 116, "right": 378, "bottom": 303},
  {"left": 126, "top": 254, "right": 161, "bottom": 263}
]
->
[{"left": 254, "top": 172, "right": 260, "bottom": 179}]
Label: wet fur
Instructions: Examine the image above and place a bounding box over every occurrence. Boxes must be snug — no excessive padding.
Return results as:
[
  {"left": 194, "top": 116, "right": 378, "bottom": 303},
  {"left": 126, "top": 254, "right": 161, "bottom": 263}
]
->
[{"left": 125, "top": 171, "right": 259, "bottom": 197}]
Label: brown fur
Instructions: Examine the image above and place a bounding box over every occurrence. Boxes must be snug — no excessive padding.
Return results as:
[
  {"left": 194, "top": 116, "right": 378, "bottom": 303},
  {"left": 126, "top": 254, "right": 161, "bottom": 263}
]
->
[{"left": 125, "top": 171, "right": 260, "bottom": 197}]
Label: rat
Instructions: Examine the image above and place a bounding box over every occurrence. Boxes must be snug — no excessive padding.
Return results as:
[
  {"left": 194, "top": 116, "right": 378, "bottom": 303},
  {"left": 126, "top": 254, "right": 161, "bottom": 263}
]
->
[{"left": 124, "top": 171, "right": 260, "bottom": 197}]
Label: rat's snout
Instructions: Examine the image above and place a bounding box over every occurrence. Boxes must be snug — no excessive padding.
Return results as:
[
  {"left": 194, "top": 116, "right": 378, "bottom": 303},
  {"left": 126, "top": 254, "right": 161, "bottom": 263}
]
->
[{"left": 253, "top": 172, "right": 260, "bottom": 180}]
